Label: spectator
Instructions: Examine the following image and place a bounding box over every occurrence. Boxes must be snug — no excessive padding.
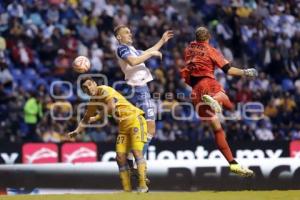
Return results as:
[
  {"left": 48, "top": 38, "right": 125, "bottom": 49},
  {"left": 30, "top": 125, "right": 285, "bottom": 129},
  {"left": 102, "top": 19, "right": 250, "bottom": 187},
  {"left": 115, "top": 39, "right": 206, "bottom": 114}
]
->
[
  {"left": 0, "top": 55, "right": 13, "bottom": 88},
  {"left": 46, "top": 4, "right": 60, "bottom": 23},
  {"left": 114, "top": 9, "right": 128, "bottom": 26},
  {"left": 12, "top": 41, "right": 34, "bottom": 68},
  {"left": 54, "top": 49, "right": 71, "bottom": 76},
  {"left": 9, "top": 17, "right": 23, "bottom": 37},
  {"left": 278, "top": 93, "right": 296, "bottom": 113},
  {"left": 89, "top": 127, "right": 109, "bottom": 142},
  {"left": 7, "top": 0, "right": 24, "bottom": 19},
  {"left": 290, "top": 128, "right": 300, "bottom": 140},
  {"left": 36, "top": 115, "right": 62, "bottom": 143},
  {"left": 156, "top": 123, "right": 175, "bottom": 141},
  {"left": 255, "top": 121, "right": 275, "bottom": 141},
  {"left": 0, "top": 5, "right": 9, "bottom": 33},
  {"left": 90, "top": 42, "right": 103, "bottom": 72},
  {"left": 23, "top": 93, "right": 43, "bottom": 141},
  {"left": 0, "top": 36, "right": 6, "bottom": 50},
  {"left": 264, "top": 99, "right": 278, "bottom": 120},
  {"left": 78, "top": 18, "right": 99, "bottom": 45}
]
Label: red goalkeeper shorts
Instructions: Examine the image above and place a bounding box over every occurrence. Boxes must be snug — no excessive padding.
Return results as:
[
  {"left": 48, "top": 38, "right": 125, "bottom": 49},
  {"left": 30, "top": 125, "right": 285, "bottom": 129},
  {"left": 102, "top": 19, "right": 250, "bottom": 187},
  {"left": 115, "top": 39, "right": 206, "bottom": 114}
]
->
[{"left": 191, "top": 77, "right": 234, "bottom": 119}]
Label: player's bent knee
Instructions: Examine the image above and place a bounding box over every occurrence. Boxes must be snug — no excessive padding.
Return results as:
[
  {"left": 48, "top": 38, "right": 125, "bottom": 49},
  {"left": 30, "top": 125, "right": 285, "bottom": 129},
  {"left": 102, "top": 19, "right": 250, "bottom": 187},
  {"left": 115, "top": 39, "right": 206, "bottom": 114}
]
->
[
  {"left": 116, "top": 153, "right": 127, "bottom": 165},
  {"left": 210, "top": 118, "right": 222, "bottom": 131}
]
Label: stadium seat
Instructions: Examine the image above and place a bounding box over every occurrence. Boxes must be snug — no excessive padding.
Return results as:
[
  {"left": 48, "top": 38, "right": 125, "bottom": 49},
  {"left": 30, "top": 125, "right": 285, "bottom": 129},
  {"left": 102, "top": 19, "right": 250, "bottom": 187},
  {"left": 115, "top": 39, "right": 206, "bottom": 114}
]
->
[
  {"left": 25, "top": 68, "right": 38, "bottom": 79},
  {"left": 10, "top": 68, "right": 22, "bottom": 79},
  {"left": 35, "top": 79, "right": 49, "bottom": 91},
  {"left": 282, "top": 78, "right": 295, "bottom": 91},
  {"left": 21, "top": 79, "right": 35, "bottom": 91},
  {"left": 35, "top": 78, "right": 47, "bottom": 86},
  {"left": 67, "top": 93, "right": 77, "bottom": 102}
]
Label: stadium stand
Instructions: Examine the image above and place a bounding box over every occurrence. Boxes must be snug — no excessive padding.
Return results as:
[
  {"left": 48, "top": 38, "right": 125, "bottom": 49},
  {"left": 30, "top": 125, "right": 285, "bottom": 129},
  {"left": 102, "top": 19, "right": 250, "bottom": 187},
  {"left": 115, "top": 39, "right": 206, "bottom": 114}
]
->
[{"left": 0, "top": 0, "right": 299, "bottom": 143}]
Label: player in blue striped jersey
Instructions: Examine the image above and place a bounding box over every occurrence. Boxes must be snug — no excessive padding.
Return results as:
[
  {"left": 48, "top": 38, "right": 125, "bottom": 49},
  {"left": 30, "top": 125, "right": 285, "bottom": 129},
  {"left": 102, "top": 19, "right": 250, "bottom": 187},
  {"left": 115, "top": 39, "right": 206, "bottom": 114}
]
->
[{"left": 114, "top": 25, "right": 173, "bottom": 179}]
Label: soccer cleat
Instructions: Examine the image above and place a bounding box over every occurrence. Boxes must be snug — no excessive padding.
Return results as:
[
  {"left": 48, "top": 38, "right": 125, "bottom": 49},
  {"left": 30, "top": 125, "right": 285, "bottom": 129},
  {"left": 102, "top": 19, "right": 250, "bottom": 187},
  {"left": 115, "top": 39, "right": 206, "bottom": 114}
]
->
[
  {"left": 137, "top": 186, "right": 149, "bottom": 193},
  {"left": 230, "top": 164, "right": 255, "bottom": 177},
  {"left": 202, "top": 94, "right": 222, "bottom": 113},
  {"left": 143, "top": 169, "right": 150, "bottom": 185},
  {"left": 145, "top": 177, "right": 150, "bottom": 185}
]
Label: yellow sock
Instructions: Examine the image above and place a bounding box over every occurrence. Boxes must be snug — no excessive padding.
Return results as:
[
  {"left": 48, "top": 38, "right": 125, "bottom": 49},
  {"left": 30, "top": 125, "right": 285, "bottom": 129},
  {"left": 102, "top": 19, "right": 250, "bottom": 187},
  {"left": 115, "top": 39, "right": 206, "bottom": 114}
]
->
[
  {"left": 137, "top": 159, "right": 147, "bottom": 188},
  {"left": 119, "top": 168, "right": 132, "bottom": 192}
]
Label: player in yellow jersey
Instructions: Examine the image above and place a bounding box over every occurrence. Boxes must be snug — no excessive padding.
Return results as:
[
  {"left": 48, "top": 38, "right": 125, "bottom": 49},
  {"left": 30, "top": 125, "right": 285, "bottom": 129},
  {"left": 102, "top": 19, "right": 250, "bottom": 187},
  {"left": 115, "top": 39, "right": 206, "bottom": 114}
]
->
[{"left": 67, "top": 77, "right": 149, "bottom": 193}]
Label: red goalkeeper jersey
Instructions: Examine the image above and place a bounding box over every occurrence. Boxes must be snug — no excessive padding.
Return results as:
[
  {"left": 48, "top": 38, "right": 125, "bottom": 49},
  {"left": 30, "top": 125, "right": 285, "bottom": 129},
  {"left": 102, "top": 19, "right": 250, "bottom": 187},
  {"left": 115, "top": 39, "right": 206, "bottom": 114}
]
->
[{"left": 183, "top": 40, "right": 229, "bottom": 79}]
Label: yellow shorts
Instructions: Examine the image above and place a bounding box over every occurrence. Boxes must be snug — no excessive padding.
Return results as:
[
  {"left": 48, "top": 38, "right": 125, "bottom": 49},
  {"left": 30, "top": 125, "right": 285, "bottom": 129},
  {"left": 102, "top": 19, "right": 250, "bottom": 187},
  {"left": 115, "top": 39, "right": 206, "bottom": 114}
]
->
[{"left": 116, "top": 115, "right": 147, "bottom": 153}]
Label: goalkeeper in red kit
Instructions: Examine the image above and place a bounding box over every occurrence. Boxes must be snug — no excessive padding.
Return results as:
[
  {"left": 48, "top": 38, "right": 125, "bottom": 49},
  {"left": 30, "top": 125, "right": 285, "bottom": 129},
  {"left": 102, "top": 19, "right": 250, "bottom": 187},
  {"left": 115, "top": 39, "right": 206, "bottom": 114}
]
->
[{"left": 181, "top": 27, "right": 257, "bottom": 177}]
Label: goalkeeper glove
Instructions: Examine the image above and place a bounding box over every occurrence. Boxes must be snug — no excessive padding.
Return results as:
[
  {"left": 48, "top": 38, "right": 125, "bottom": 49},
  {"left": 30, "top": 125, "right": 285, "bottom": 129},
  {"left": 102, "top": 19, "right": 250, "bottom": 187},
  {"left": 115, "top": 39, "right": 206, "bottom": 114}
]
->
[{"left": 243, "top": 68, "right": 258, "bottom": 77}]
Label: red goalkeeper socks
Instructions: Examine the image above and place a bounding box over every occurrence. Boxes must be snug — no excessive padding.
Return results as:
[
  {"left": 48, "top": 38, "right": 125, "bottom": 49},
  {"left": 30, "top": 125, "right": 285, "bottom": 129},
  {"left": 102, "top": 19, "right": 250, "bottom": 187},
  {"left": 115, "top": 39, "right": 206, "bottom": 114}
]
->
[{"left": 214, "top": 129, "right": 234, "bottom": 163}]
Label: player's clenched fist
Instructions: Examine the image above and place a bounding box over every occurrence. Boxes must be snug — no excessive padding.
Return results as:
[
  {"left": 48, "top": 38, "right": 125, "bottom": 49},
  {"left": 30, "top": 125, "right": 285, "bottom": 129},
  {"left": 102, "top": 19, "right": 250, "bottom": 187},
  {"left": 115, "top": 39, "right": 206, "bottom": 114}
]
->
[{"left": 243, "top": 68, "right": 258, "bottom": 77}]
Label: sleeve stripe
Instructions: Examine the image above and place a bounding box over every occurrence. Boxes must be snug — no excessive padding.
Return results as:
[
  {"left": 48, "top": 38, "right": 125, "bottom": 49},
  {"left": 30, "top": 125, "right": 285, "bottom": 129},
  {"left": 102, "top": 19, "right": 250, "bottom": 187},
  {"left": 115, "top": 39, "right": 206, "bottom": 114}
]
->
[{"left": 117, "top": 45, "right": 131, "bottom": 59}]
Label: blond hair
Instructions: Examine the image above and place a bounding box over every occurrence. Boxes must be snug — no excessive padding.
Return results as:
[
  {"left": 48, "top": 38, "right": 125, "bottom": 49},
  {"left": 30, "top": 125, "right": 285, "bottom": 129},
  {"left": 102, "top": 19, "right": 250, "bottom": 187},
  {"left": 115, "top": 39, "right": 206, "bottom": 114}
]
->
[
  {"left": 113, "top": 25, "right": 128, "bottom": 37},
  {"left": 195, "top": 27, "right": 210, "bottom": 42}
]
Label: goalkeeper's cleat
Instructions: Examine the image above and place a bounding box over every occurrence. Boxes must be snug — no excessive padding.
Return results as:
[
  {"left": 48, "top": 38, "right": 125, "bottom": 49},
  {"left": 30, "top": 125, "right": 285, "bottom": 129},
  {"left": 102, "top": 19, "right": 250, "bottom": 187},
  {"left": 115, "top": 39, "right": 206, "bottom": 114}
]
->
[
  {"left": 230, "top": 164, "right": 255, "bottom": 177},
  {"left": 202, "top": 94, "right": 222, "bottom": 113},
  {"left": 137, "top": 186, "right": 149, "bottom": 193}
]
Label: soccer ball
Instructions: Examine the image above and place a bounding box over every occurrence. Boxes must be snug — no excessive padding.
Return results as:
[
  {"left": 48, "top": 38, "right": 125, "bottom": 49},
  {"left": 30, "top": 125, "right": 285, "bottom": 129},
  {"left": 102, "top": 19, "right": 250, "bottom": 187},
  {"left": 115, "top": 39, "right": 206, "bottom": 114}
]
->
[{"left": 72, "top": 56, "right": 91, "bottom": 73}]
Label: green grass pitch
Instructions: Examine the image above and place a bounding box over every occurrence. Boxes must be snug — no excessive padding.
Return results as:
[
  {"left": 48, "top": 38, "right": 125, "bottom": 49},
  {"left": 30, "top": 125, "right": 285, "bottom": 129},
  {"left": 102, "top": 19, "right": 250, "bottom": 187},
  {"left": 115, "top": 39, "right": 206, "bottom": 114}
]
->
[{"left": 1, "top": 191, "right": 300, "bottom": 200}]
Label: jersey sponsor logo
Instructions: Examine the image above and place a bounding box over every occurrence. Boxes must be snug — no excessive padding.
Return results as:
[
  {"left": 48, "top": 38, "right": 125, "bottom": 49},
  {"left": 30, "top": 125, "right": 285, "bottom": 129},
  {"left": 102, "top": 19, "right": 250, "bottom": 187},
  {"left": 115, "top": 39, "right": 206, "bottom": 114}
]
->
[
  {"left": 22, "top": 143, "right": 58, "bottom": 164},
  {"left": 62, "top": 143, "right": 97, "bottom": 163},
  {"left": 147, "top": 108, "right": 154, "bottom": 117}
]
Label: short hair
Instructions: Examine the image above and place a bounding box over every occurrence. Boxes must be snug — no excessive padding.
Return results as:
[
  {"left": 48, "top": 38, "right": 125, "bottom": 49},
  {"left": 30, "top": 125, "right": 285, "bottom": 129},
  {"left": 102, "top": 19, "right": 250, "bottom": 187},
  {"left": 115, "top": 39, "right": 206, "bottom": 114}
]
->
[
  {"left": 195, "top": 27, "right": 210, "bottom": 42},
  {"left": 113, "top": 25, "right": 128, "bottom": 37},
  {"left": 80, "top": 76, "right": 95, "bottom": 92}
]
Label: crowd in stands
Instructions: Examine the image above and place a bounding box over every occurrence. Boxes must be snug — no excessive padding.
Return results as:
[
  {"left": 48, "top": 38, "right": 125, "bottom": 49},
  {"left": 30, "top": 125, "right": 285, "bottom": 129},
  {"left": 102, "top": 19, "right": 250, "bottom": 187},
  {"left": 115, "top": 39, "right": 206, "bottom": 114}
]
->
[{"left": 0, "top": 0, "right": 299, "bottom": 143}]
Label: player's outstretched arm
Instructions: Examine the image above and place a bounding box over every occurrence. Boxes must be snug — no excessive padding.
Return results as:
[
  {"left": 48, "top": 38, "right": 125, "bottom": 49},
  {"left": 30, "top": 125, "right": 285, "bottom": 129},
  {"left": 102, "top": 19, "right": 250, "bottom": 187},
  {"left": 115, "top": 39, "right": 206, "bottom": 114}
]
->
[
  {"left": 211, "top": 47, "right": 257, "bottom": 78},
  {"left": 88, "top": 107, "right": 108, "bottom": 124},
  {"left": 227, "top": 66, "right": 258, "bottom": 77},
  {"left": 67, "top": 121, "right": 84, "bottom": 138},
  {"left": 67, "top": 105, "right": 96, "bottom": 138},
  {"left": 144, "top": 30, "right": 174, "bottom": 53},
  {"left": 126, "top": 50, "right": 162, "bottom": 66}
]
